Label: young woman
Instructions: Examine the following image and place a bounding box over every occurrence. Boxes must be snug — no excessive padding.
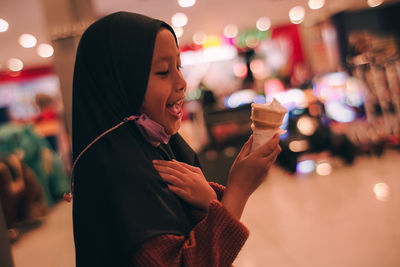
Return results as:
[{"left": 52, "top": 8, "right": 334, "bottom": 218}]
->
[{"left": 72, "top": 11, "right": 281, "bottom": 267}]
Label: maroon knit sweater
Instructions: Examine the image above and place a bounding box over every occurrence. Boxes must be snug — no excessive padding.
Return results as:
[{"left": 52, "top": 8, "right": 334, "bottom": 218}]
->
[{"left": 131, "top": 182, "right": 249, "bottom": 266}]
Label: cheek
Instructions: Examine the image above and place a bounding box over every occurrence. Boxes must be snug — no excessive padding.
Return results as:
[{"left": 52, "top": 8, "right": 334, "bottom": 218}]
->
[{"left": 142, "top": 87, "right": 165, "bottom": 113}]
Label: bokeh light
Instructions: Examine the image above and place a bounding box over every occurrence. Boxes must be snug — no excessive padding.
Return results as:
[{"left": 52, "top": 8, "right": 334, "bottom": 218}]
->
[
  {"left": 264, "top": 78, "right": 285, "bottom": 96},
  {"left": 373, "top": 182, "right": 390, "bottom": 201},
  {"left": 316, "top": 161, "right": 332, "bottom": 176},
  {"left": 193, "top": 31, "right": 206, "bottom": 45},
  {"left": 203, "top": 35, "right": 221, "bottom": 48},
  {"left": 171, "top": 12, "right": 188, "bottom": 28},
  {"left": 308, "top": 0, "right": 325, "bottom": 10},
  {"left": 19, "top": 33, "right": 37, "bottom": 48},
  {"left": 325, "top": 101, "right": 355, "bottom": 123},
  {"left": 224, "top": 146, "right": 236, "bottom": 157},
  {"left": 289, "top": 6, "right": 306, "bottom": 24},
  {"left": 7, "top": 58, "right": 23, "bottom": 71},
  {"left": 250, "top": 59, "right": 267, "bottom": 79},
  {"left": 233, "top": 62, "right": 248, "bottom": 78},
  {"left": 245, "top": 36, "right": 259, "bottom": 48},
  {"left": 0, "top": 18, "right": 9, "bottom": 32},
  {"left": 224, "top": 89, "right": 257, "bottom": 108},
  {"left": 37, "top": 43, "right": 54, "bottom": 58},
  {"left": 289, "top": 140, "right": 309, "bottom": 152},
  {"left": 296, "top": 160, "right": 315, "bottom": 174},
  {"left": 178, "top": 0, "right": 196, "bottom": 8},
  {"left": 224, "top": 24, "right": 238, "bottom": 38},
  {"left": 297, "top": 116, "right": 318, "bottom": 136},
  {"left": 256, "top": 17, "right": 271, "bottom": 31},
  {"left": 266, "top": 88, "right": 307, "bottom": 110}
]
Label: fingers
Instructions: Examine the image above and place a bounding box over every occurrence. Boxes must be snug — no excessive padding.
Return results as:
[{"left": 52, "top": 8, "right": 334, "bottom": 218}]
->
[
  {"left": 157, "top": 172, "right": 185, "bottom": 187},
  {"left": 172, "top": 159, "right": 202, "bottom": 174},
  {"left": 268, "top": 144, "right": 281, "bottom": 160},
  {"left": 251, "top": 145, "right": 281, "bottom": 174},
  {"left": 254, "top": 134, "right": 280, "bottom": 157},
  {"left": 238, "top": 135, "right": 253, "bottom": 158},
  {"left": 153, "top": 163, "right": 183, "bottom": 176},
  {"left": 153, "top": 160, "right": 187, "bottom": 175},
  {"left": 167, "top": 184, "right": 188, "bottom": 199},
  {"left": 153, "top": 159, "right": 201, "bottom": 176}
]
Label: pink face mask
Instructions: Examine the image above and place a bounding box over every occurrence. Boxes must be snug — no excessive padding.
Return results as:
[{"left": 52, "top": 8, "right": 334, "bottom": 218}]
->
[{"left": 133, "top": 113, "right": 171, "bottom": 147}]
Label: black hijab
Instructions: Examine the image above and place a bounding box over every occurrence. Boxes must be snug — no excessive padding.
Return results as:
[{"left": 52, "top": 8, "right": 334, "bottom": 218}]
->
[{"left": 72, "top": 12, "right": 199, "bottom": 267}]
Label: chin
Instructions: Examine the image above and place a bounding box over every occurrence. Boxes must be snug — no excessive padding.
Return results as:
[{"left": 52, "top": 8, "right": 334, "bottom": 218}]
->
[{"left": 165, "top": 121, "right": 181, "bottom": 135}]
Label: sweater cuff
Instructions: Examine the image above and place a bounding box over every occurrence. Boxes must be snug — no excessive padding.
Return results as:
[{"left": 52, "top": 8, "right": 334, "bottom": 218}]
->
[
  {"left": 197, "top": 200, "right": 249, "bottom": 265},
  {"left": 206, "top": 200, "right": 249, "bottom": 240},
  {"left": 208, "top": 182, "right": 225, "bottom": 201}
]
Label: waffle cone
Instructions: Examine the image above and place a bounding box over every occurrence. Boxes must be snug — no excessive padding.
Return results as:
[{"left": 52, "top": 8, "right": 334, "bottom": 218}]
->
[
  {"left": 251, "top": 105, "right": 286, "bottom": 128},
  {"left": 251, "top": 119, "right": 281, "bottom": 129}
]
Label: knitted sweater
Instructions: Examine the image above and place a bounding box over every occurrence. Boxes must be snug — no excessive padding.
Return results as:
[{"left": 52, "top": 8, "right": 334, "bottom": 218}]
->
[{"left": 131, "top": 182, "right": 249, "bottom": 266}]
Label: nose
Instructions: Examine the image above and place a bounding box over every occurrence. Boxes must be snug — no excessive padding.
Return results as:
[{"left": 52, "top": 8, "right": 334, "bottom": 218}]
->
[{"left": 175, "top": 71, "right": 187, "bottom": 92}]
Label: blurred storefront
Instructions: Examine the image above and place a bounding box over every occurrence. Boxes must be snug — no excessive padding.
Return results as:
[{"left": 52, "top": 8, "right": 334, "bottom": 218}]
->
[{"left": 170, "top": 3, "right": 398, "bottom": 184}]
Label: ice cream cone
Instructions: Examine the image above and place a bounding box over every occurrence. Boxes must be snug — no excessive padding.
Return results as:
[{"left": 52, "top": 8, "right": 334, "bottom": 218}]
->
[{"left": 250, "top": 98, "right": 287, "bottom": 152}]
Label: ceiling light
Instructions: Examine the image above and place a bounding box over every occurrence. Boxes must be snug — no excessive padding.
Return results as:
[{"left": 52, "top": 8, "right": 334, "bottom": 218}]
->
[
  {"left": 289, "top": 6, "right": 305, "bottom": 24},
  {"left": 256, "top": 17, "right": 271, "bottom": 31},
  {"left": 178, "top": 0, "right": 196, "bottom": 8},
  {"left": 171, "top": 13, "right": 188, "bottom": 28},
  {"left": 7, "top": 58, "right": 23, "bottom": 71},
  {"left": 223, "top": 24, "right": 238, "bottom": 38},
  {"left": 37, "top": 43, "right": 54, "bottom": 58},
  {"left": 193, "top": 31, "right": 206, "bottom": 45},
  {"left": 367, "top": 0, "right": 383, "bottom": 7},
  {"left": 19, "top": 33, "right": 37, "bottom": 48},
  {"left": 308, "top": 0, "right": 325, "bottom": 10},
  {"left": 0, "top": 18, "right": 9, "bottom": 32}
]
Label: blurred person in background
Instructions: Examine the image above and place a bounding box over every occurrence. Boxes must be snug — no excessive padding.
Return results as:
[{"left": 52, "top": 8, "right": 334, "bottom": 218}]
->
[
  {"left": 71, "top": 12, "right": 281, "bottom": 267},
  {"left": 0, "top": 107, "right": 47, "bottom": 242},
  {"left": 34, "top": 93, "right": 61, "bottom": 152},
  {"left": 0, "top": 106, "right": 69, "bottom": 208},
  {"left": 0, "top": 153, "right": 47, "bottom": 242}
]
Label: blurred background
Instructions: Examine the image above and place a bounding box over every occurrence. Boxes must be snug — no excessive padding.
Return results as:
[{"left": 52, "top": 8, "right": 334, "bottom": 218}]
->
[{"left": 1, "top": 0, "right": 400, "bottom": 266}]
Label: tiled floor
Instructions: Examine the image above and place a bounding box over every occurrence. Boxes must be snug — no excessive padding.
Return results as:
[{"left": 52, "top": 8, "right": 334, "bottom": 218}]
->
[{"left": 11, "top": 149, "right": 400, "bottom": 267}]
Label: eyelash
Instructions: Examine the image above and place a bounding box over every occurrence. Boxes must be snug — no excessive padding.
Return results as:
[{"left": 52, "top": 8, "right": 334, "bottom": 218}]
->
[{"left": 156, "top": 65, "right": 183, "bottom": 76}]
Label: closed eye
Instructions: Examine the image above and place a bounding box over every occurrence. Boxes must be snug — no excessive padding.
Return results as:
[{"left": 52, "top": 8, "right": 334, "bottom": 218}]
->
[{"left": 156, "top": 70, "right": 169, "bottom": 75}]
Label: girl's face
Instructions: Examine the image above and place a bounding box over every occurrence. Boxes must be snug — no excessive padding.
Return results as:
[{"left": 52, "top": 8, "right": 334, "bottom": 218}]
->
[{"left": 140, "top": 28, "right": 186, "bottom": 135}]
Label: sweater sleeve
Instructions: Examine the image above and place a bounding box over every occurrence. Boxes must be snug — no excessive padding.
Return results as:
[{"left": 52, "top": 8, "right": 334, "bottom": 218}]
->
[
  {"left": 208, "top": 182, "right": 225, "bottom": 201},
  {"left": 131, "top": 200, "right": 249, "bottom": 267},
  {"left": 191, "top": 182, "right": 226, "bottom": 221}
]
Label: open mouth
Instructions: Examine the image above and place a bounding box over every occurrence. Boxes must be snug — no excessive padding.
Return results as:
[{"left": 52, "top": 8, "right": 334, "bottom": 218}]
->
[{"left": 166, "top": 99, "right": 184, "bottom": 119}]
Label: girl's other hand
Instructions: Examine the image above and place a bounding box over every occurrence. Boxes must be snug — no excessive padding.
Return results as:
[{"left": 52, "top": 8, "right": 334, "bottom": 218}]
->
[
  {"left": 228, "top": 134, "right": 281, "bottom": 199},
  {"left": 153, "top": 159, "right": 217, "bottom": 211},
  {"left": 221, "top": 134, "right": 281, "bottom": 219}
]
